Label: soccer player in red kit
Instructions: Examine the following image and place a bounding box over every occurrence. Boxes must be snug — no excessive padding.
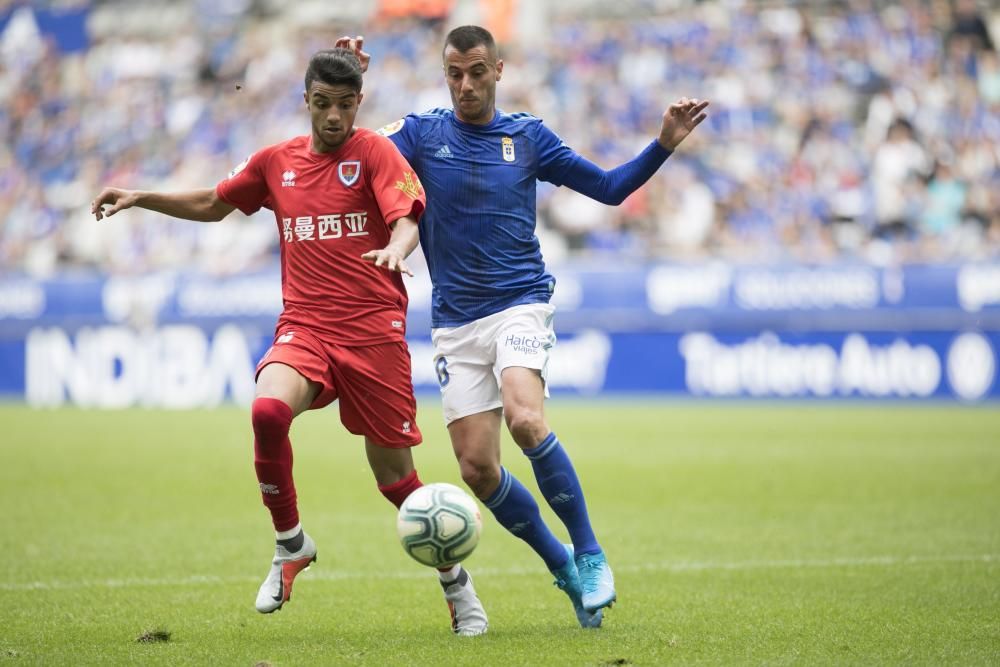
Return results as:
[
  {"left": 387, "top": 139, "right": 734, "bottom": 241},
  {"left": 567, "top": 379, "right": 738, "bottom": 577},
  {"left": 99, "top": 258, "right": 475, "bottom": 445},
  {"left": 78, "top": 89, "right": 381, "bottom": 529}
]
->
[{"left": 90, "top": 48, "right": 488, "bottom": 636}]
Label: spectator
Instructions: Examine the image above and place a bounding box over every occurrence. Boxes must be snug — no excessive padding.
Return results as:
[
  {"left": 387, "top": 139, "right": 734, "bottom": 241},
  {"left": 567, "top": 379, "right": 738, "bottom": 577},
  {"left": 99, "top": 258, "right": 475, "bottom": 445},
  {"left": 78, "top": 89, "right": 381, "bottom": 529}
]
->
[
  {"left": 922, "top": 161, "right": 967, "bottom": 238},
  {"left": 871, "top": 118, "right": 929, "bottom": 239},
  {"left": 649, "top": 165, "right": 716, "bottom": 257},
  {"left": 950, "top": 0, "right": 995, "bottom": 53}
]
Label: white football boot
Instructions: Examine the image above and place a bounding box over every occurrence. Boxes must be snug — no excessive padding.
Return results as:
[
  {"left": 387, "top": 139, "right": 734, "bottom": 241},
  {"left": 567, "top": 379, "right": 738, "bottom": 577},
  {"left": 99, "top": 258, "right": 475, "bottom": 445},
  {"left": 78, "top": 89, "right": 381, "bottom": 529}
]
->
[
  {"left": 441, "top": 567, "right": 488, "bottom": 636},
  {"left": 255, "top": 532, "right": 317, "bottom": 613}
]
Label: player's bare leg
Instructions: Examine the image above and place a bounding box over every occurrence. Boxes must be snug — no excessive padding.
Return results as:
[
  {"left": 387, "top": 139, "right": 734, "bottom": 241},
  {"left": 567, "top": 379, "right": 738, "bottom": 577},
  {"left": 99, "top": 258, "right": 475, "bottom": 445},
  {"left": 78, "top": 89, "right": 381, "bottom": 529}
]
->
[
  {"left": 447, "top": 409, "right": 504, "bottom": 499},
  {"left": 253, "top": 362, "right": 320, "bottom": 613},
  {"left": 449, "top": 409, "right": 593, "bottom": 627},
  {"left": 368, "top": 438, "right": 488, "bottom": 636},
  {"left": 502, "top": 366, "right": 616, "bottom": 615}
]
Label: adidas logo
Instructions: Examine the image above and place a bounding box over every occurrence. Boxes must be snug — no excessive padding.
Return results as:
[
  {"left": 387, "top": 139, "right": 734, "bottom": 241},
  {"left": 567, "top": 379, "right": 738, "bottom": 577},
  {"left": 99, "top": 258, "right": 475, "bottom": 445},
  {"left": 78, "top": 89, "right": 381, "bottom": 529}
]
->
[
  {"left": 434, "top": 145, "right": 454, "bottom": 159},
  {"left": 508, "top": 521, "right": 530, "bottom": 534},
  {"left": 549, "top": 492, "right": 575, "bottom": 505}
]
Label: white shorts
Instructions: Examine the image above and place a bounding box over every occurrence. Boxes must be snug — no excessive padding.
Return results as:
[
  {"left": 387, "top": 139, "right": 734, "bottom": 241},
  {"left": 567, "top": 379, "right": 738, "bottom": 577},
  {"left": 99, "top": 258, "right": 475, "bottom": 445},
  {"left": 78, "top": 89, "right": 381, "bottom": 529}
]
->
[{"left": 431, "top": 303, "right": 556, "bottom": 424}]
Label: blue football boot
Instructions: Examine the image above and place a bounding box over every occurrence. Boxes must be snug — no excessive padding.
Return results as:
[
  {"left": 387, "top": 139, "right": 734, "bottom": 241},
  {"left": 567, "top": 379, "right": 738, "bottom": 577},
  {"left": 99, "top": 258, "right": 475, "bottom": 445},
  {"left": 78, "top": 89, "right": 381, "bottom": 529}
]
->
[
  {"left": 576, "top": 549, "right": 616, "bottom": 612},
  {"left": 551, "top": 544, "right": 603, "bottom": 628}
]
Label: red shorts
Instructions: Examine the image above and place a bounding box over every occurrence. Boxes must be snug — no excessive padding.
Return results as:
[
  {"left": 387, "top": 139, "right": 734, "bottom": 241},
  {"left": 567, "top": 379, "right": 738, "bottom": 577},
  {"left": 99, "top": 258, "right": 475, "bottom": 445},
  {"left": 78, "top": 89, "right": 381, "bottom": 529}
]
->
[{"left": 256, "top": 326, "right": 422, "bottom": 448}]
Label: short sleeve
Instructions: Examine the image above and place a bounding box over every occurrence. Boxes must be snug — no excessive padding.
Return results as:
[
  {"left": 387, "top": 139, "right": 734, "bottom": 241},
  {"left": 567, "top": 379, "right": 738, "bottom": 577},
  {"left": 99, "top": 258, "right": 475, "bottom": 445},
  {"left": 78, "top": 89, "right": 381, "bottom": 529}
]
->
[
  {"left": 535, "top": 121, "right": 583, "bottom": 186},
  {"left": 365, "top": 135, "right": 426, "bottom": 226},
  {"left": 378, "top": 115, "right": 421, "bottom": 166},
  {"left": 215, "top": 148, "right": 272, "bottom": 215}
]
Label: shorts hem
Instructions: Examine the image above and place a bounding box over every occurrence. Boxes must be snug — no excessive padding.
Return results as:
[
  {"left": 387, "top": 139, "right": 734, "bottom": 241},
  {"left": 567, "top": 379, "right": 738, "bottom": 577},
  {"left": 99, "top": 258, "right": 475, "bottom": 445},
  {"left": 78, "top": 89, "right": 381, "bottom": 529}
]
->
[
  {"left": 495, "top": 360, "right": 547, "bottom": 373},
  {"left": 344, "top": 425, "right": 422, "bottom": 449},
  {"left": 443, "top": 400, "right": 503, "bottom": 425},
  {"left": 368, "top": 439, "right": 422, "bottom": 449},
  {"left": 255, "top": 359, "right": 337, "bottom": 410}
]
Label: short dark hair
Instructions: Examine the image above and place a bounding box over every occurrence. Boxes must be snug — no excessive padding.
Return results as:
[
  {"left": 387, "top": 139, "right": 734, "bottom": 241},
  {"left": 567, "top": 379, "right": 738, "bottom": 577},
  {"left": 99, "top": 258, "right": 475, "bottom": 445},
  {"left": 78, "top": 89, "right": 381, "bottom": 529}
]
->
[
  {"left": 443, "top": 25, "right": 498, "bottom": 60},
  {"left": 304, "top": 48, "right": 362, "bottom": 93}
]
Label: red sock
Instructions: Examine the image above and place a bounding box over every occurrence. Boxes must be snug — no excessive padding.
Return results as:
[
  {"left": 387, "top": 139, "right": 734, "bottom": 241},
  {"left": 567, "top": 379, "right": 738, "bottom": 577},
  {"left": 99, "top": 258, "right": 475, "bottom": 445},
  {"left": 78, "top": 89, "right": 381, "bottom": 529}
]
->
[
  {"left": 252, "top": 397, "right": 298, "bottom": 532},
  {"left": 378, "top": 469, "right": 423, "bottom": 509}
]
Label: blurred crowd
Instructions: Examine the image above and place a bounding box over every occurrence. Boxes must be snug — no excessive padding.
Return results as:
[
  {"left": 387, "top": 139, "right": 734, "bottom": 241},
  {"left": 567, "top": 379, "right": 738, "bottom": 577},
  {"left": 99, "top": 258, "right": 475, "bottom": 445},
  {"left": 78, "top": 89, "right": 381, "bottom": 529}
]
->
[{"left": 1, "top": 0, "right": 999, "bottom": 278}]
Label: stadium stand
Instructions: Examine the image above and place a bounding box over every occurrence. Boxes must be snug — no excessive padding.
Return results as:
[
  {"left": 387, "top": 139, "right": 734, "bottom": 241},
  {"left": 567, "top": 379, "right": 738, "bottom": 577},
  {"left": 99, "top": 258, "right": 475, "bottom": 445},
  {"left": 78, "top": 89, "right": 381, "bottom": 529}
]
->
[{"left": 1, "top": 0, "right": 997, "bottom": 277}]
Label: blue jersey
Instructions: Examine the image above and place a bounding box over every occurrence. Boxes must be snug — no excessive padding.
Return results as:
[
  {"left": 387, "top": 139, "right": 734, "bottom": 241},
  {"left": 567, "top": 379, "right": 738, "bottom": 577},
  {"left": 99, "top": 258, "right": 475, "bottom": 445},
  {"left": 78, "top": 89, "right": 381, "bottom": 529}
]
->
[{"left": 381, "top": 108, "right": 671, "bottom": 327}]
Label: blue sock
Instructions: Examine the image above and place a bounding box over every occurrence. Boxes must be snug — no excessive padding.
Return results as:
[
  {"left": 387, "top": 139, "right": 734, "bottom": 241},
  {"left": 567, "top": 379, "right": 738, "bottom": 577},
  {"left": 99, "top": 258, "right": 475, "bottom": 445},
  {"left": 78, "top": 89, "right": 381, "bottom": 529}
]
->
[
  {"left": 483, "top": 467, "right": 568, "bottom": 571},
  {"left": 524, "top": 432, "right": 600, "bottom": 556}
]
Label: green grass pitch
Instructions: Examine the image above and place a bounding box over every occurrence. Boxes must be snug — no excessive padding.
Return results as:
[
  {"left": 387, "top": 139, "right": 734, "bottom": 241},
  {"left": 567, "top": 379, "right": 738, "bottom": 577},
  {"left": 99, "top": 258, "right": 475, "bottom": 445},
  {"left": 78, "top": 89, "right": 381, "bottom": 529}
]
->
[{"left": 1, "top": 401, "right": 998, "bottom": 665}]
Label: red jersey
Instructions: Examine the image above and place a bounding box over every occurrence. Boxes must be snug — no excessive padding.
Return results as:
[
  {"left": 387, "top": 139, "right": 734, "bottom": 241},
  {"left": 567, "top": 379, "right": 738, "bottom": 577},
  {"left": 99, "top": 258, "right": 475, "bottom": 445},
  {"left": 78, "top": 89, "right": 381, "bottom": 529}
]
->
[{"left": 216, "top": 129, "right": 425, "bottom": 345}]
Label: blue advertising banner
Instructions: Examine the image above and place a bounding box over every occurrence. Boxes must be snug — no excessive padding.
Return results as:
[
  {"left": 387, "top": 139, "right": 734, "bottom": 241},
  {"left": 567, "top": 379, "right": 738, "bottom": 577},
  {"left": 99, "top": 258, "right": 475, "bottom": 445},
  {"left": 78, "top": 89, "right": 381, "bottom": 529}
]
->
[
  {"left": 8, "top": 327, "right": 998, "bottom": 406},
  {"left": 4, "top": 262, "right": 1000, "bottom": 333},
  {"left": 1, "top": 262, "right": 998, "bottom": 405}
]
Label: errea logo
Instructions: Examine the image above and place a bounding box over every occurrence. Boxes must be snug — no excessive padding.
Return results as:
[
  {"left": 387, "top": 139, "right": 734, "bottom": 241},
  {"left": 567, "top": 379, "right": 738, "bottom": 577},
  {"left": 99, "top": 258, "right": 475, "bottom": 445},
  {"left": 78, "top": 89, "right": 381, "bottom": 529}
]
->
[{"left": 281, "top": 170, "right": 296, "bottom": 187}]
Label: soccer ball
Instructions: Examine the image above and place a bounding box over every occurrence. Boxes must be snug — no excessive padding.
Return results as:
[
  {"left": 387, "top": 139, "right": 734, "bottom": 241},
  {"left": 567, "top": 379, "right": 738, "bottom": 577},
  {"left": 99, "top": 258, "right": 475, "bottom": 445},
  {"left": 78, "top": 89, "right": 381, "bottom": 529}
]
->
[{"left": 397, "top": 483, "right": 482, "bottom": 568}]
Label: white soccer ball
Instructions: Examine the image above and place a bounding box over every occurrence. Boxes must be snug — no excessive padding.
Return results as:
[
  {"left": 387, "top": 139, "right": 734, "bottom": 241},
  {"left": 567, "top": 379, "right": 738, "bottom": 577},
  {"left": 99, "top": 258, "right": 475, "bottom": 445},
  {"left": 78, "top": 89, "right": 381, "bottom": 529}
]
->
[{"left": 397, "top": 483, "right": 482, "bottom": 568}]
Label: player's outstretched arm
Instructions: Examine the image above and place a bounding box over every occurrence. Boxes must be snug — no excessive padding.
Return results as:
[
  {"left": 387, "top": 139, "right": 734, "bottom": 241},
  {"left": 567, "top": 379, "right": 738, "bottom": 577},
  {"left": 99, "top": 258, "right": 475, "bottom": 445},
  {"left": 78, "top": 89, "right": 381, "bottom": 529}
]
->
[
  {"left": 549, "top": 97, "right": 710, "bottom": 205},
  {"left": 91, "top": 187, "right": 236, "bottom": 223},
  {"left": 361, "top": 216, "right": 419, "bottom": 276},
  {"left": 657, "top": 97, "right": 710, "bottom": 151},
  {"left": 335, "top": 35, "right": 370, "bottom": 73}
]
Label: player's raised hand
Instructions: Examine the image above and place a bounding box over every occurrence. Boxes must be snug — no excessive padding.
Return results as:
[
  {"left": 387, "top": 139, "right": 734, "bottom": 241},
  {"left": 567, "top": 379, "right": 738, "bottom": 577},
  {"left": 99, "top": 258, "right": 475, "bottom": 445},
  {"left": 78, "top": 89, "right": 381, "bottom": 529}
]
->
[
  {"left": 91, "top": 187, "right": 139, "bottom": 221},
  {"left": 335, "top": 35, "right": 370, "bottom": 73},
  {"left": 361, "top": 248, "right": 414, "bottom": 277},
  {"left": 657, "top": 97, "right": 710, "bottom": 152}
]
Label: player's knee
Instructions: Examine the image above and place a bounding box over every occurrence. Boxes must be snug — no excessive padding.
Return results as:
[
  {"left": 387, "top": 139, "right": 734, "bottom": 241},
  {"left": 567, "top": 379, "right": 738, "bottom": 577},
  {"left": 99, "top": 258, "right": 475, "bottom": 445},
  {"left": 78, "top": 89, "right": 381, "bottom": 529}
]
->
[
  {"left": 251, "top": 397, "right": 293, "bottom": 442},
  {"left": 458, "top": 458, "right": 500, "bottom": 498},
  {"left": 504, "top": 409, "right": 547, "bottom": 449}
]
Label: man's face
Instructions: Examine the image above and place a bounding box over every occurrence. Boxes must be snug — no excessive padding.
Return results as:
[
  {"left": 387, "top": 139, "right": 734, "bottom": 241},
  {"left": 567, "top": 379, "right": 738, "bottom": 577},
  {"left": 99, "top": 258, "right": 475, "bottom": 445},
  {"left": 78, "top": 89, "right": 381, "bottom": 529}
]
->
[
  {"left": 443, "top": 44, "right": 502, "bottom": 124},
  {"left": 305, "top": 81, "right": 362, "bottom": 152}
]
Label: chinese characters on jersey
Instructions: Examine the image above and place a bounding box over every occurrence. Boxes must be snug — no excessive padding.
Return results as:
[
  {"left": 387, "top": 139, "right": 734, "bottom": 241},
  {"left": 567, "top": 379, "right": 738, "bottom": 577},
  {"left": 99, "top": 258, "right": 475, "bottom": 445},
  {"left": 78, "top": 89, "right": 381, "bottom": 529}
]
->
[{"left": 282, "top": 212, "right": 369, "bottom": 243}]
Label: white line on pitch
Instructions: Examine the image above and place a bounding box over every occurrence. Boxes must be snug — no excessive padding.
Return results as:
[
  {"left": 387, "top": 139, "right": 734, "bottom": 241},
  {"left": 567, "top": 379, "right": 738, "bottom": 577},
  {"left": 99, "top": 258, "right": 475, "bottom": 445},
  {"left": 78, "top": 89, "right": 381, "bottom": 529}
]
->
[{"left": 2, "top": 553, "right": 996, "bottom": 592}]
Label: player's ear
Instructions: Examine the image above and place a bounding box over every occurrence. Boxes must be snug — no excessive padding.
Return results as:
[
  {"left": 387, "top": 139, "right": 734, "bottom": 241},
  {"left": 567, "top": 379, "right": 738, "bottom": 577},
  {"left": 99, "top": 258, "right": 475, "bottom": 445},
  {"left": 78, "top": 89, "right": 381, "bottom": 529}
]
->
[
  {"left": 495, "top": 59, "right": 503, "bottom": 81},
  {"left": 303, "top": 90, "right": 308, "bottom": 107},
  {"left": 356, "top": 91, "right": 364, "bottom": 107}
]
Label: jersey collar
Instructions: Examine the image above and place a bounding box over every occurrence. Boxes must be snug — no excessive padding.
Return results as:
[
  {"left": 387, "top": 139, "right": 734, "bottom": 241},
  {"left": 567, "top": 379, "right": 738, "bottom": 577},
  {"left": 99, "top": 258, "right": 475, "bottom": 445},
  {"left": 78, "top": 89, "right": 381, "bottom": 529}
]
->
[
  {"left": 450, "top": 109, "right": 501, "bottom": 131},
  {"left": 307, "top": 128, "right": 362, "bottom": 160}
]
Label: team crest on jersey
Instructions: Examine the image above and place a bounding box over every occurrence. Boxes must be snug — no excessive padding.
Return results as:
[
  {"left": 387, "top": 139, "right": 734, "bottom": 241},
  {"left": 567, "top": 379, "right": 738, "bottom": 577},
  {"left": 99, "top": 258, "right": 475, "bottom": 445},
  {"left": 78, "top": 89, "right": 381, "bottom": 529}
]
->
[
  {"left": 376, "top": 118, "right": 405, "bottom": 137},
  {"left": 338, "top": 161, "right": 361, "bottom": 186},
  {"left": 502, "top": 137, "right": 515, "bottom": 162}
]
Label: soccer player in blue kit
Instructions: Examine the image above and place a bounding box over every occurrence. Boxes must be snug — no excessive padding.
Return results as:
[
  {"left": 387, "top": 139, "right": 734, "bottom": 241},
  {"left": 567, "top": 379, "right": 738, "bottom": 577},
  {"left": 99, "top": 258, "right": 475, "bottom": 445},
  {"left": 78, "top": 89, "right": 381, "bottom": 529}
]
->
[{"left": 338, "top": 27, "right": 708, "bottom": 629}]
